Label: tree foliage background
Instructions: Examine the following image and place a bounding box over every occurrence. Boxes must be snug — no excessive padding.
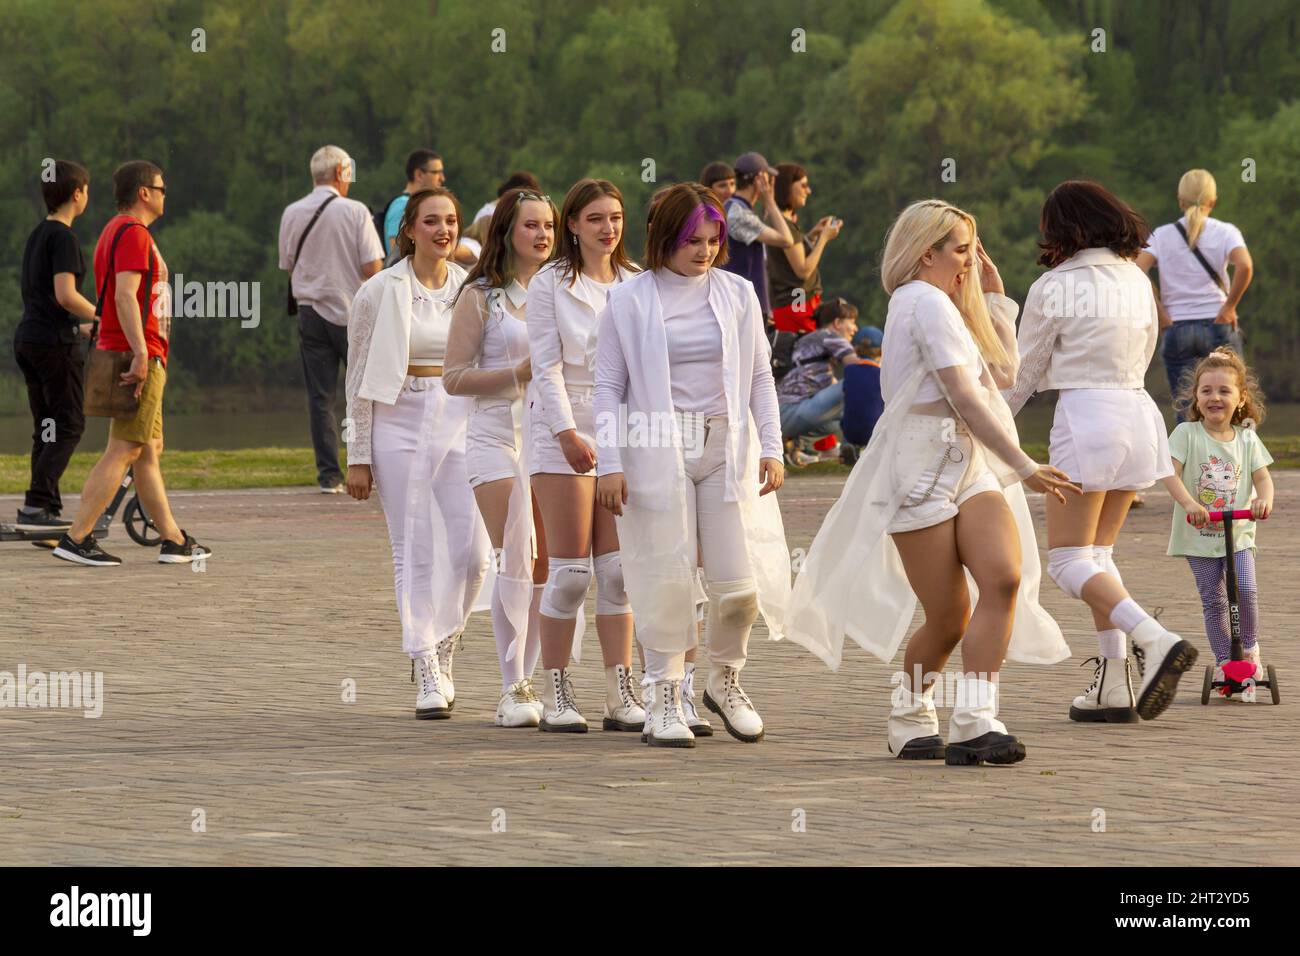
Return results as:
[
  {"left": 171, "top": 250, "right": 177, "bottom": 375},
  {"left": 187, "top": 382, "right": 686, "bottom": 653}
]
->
[{"left": 1, "top": 0, "right": 1296, "bottom": 409}]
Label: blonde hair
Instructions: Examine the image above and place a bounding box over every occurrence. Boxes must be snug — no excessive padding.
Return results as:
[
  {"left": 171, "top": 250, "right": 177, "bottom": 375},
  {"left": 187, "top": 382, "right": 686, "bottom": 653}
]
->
[
  {"left": 1178, "top": 346, "right": 1266, "bottom": 427},
  {"left": 1177, "top": 169, "right": 1217, "bottom": 249},
  {"left": 881, "top": 199, "right": 1007, "bottom": 367}
]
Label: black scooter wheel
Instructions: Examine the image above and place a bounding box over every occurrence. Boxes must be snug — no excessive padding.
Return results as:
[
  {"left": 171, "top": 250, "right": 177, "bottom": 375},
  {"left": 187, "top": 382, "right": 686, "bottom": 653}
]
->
[
  {"left": 123, "top": 496, "right": 161, "bottom": 547},
  {"left": 1268, "top": 665, "right": 1280, "bottom": 705},
  {"left": 1201, "top": 665, "right": 1213, "bottom": 705}
]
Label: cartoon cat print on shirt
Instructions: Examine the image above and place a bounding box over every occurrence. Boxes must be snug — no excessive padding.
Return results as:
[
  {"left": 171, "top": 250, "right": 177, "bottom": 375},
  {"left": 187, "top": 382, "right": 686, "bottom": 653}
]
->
[{"left": 1196, "top": 454, "right": 1240, "bottom": 511}]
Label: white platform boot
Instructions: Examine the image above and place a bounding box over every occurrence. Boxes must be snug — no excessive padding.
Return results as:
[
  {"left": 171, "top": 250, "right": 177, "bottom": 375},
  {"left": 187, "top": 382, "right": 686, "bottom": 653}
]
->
[
  {"left": 644, "top": 679, "right": 695, "bottom": 748},
  {"left": 1129, "top": 619, "right": 1198, "bottom": 720},
  {"left": 539, "top": 668, "right": 588, "bottom": 733},
  {"left": 602, "top": 664, "right": 645, "bottom": 732},
  {"left": 704, "top": 665, "right": 764, "bottom": 743},
  {"left": 945, "top": 676, "right": 1025, "bottom": 766},
  {"left": 1068, "top": 656, "right": 1138, "bottom": 723},
  {"left": 435, "top": 634, "right": 459, "bottom": 709},
  {"left": 412, "top": 655, "right": 450, "bottom": 720},
  {"left": 887, "top": 686, "right": 944, "bottom": 759}
]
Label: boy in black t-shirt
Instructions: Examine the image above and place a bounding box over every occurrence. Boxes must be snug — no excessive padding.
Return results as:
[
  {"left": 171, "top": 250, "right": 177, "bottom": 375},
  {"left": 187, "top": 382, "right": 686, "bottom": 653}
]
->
[{"left": 12, "top": 160, "right": 98, "bottom": 531}]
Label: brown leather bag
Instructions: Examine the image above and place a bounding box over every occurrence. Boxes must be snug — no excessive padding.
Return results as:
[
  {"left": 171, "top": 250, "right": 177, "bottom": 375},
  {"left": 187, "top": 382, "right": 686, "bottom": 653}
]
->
[{"left": 84, "top": 221, "right": 153, "bottom": 418}]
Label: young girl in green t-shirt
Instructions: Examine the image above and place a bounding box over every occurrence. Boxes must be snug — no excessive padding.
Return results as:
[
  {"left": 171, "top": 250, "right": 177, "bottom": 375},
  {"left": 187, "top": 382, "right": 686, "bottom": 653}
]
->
[{"left": 1159, "top": 348, "right": 1274, "bottom": 683}]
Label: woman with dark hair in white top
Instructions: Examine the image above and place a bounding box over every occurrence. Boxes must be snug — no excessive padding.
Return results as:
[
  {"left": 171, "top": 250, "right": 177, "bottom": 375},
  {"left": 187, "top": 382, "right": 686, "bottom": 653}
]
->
[
  {"left": 444, "top": 189, "right": 559, "bottom": 728},
  {"left": 345, "top": 188, "right": 490, "bottom": 719},
  {"left": 1009, "top": 180, "right": 1199, "bottom": 723},
  {"left": 594, "top": 182, "right": 790, "bottom": 749},
  {"left": 526, "top": 178, "right": 644, "bottom": 733}
]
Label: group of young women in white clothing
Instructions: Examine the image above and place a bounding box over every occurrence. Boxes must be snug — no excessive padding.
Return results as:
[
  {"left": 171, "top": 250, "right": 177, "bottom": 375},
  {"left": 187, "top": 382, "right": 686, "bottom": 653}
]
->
[
  {"left": 344, "top": 170, "right": 1203, "bottom": 765},
  {"left": 344, "top": 178, "right": 784, "bottom": 748}
]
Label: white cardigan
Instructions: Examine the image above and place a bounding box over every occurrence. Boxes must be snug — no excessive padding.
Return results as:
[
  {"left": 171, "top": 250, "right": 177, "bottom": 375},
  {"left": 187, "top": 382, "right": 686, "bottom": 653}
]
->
[
  {"left": 592, "top": 267, "right": 789, "bottom": 653},
  {"left": 1005, "top": 248, "right": 1158, "bottom": 414},
  {"left": 526, "top": 260, "right": 639, "bottom": 436}
]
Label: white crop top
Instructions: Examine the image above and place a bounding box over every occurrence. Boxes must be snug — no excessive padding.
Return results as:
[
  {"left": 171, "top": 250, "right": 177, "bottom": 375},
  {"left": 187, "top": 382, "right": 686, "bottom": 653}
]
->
[{"left": 407, "top": 258, "right": 462, "bottom": 364}]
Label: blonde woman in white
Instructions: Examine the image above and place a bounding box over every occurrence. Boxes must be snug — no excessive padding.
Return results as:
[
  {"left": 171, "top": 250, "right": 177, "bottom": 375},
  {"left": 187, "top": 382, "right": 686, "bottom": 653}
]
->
[
  {"left": 1008, "top": 180, "right": 1197, "bottom": 722},
  {"left": 526, "top": 179, "right": 644, "bottom": 733},
  {"left": 1136, "top": 168, "right": 1253, "bottom": 419},
  {"left": 444, "top": 189, "right": 558, "bottom": 728},
  {"left": 345, "top": 188, "right": 491, "bottom": 718},
  {"left": 594, "top": 182, "right": 790, "bottom": 749},
  {"left": 786, "top": 199, "right": 1078, "bottom": 766}
]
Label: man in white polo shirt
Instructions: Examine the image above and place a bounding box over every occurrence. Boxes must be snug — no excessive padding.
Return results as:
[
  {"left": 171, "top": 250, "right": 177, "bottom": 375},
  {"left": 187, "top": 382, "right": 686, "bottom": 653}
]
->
[
  {"left": 278, "top": 145, "right": 384, "bottom": 492},
  {"left": 1138, "top": 169, "right": 1253, "bottom": 421}
]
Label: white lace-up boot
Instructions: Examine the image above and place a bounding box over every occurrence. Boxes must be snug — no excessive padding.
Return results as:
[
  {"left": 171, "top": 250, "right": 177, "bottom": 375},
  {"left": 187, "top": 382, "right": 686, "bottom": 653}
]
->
[
  {"left": 1068, "top": 656, "right": 1138, "bottom": 723},
  {"left": 412, "top": 656, "right": 450, "bottom": 720},
  {"left": 644, "top": 679, "right": 695, "bottom": 748},
  {"left": 680, "top": 662, "right": 713, "bottom": 736},
  {"left": 435, "top": 634, "right": 459, "bottom": 709},
  {"left": 1129, "top": 619, "right": 1198, "bottom": 720},
  {"left": 602, "top": 664, "right": 645, "bottom": 732},
  {"left": 539, "top": 668, "right": 588, "bottom": 733},
  {"left": 704, "top": 664, "right": 763, "bottom": 742}
]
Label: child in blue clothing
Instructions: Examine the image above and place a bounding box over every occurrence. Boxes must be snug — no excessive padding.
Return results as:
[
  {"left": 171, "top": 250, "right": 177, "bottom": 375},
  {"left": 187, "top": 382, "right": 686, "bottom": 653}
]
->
[{"left": 1159, "top": 348, "right": 1274, "bottom": 684}]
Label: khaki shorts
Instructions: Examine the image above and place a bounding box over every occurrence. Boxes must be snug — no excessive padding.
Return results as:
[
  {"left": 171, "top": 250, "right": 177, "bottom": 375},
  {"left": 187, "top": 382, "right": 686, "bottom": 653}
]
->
[{"left": 109, "top": 358, "right": 165, "bottom": 444}]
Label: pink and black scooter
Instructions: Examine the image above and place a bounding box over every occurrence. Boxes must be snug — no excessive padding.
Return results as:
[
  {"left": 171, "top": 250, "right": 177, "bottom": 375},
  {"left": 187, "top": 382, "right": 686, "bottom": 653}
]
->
[{"left": 1191, "top": 509, "right": 1282, "bottom": 705}]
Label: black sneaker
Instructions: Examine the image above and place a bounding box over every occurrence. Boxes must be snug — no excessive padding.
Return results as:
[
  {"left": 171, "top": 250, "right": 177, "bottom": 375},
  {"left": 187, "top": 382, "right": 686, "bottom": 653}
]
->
[
  {"left": 52, "top": 532, "right": 122, "bottom": 567},
  {"left": 14, "top": 508, "right": 73, "bottom": 533},
  {"left": 158, "top": 530, "right": 212, "bottom": 564}
]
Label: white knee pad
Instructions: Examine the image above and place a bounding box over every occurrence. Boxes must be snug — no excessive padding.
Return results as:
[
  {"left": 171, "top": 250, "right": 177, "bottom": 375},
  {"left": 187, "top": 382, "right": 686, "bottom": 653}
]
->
[
  {"left": 1093, "top": 544, "right": 1120, "bottom": 582},
  {"left": 1046, "top": 546, "right": 1106, "bottom": 600},
  {"left": 593, "top": 552, "right": 631, "bottom": 615},
  {"left": 708, "top": 578, "right": 759, "bottom": 629},
  {"left": 539, "top": 557, "right": 591, "bottom": 619}
]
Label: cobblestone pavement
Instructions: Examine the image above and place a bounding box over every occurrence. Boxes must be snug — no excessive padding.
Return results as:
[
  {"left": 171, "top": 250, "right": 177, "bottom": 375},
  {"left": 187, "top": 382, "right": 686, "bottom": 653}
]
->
[{"left": 2, "top": 473, "right": 1296, "bottom": 865}]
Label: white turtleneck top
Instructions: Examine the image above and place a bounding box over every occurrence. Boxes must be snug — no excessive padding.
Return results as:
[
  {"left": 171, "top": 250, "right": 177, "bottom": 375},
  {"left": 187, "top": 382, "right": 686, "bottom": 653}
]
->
[{"left": 654, "top": 267, "right": 726, "bottom": 416}]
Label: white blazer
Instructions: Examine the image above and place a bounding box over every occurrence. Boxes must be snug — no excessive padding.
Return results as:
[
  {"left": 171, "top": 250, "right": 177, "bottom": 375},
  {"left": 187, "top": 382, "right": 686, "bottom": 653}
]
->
[
  {"left": 1005, "top": 248, "right": 1158, "bottom": 414},
  {"left": 526, "top": 260, "right": 638, "bottom": 436},
  {"left": 592, "top": 267, "right": 788, "bottom": 654}
]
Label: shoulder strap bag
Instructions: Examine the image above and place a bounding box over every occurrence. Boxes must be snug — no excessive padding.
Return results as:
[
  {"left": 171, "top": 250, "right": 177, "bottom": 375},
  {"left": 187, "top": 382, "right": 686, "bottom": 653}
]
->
[{"left": 287, "top": 193, "right": 339, "bottom": 315}]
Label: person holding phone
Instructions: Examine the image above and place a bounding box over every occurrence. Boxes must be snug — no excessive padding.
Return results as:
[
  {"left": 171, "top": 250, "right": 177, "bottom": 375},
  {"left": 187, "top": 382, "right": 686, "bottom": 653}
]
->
[{"left": 718, "top": 152, "right": 794, "bottom": 330}]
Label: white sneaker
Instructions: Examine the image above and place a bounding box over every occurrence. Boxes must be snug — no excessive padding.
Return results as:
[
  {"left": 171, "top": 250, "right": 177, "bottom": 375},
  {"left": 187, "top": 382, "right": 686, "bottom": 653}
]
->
[
  {"left": 539, "top": 668, "right": 588, "bottom": 733},
  {"left": 602, "top": 664, "right": 645, "bottom": 732},
  {"left": 644, "top": 679, "right": 695, "bottom": 748},
  {"left": 412, "top": 656, "right": 450, "bottom": 720},
  {"left": 1068, "top": 656, "right": 1138, "bottom": 723},
  {"left": 1244, "top": 645, "right": 1264, "bottom": 681},
  {"left": 1130, "top": 619, "right": 1199, "bottom": 720},
  {"left": 495, "top": 679, "right": 542, "bottom": 728},
  {"left": 704, "top": 665, "right": 764, "bottom": 742},
  {"left": 680, "top": 664, "right": 713, "bottom": 736},
  {"left": 435, "top": 634, "right": 458, "bottom": 708}
]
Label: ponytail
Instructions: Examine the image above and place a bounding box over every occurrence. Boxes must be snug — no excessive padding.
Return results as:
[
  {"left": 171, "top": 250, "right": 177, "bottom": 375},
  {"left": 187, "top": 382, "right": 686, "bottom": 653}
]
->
[{"left": 1176, "top": 169, "right": 1217, "bottom": 249}]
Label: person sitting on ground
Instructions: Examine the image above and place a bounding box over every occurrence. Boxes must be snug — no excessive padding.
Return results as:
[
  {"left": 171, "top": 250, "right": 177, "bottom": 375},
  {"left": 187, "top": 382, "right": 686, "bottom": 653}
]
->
[{"left": 777, "top": 297, "right": 865, "bottom": 464}]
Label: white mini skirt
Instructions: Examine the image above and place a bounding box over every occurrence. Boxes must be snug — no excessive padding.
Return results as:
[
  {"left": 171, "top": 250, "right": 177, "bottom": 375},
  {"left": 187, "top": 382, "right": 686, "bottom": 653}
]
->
[{"left": 1049, "top": 388, "right": 1171, "bottom": 492}]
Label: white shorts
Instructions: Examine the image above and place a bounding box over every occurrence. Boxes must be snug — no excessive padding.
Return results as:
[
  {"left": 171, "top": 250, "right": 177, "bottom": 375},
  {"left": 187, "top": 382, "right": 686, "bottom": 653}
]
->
[
  {"left": 465, "top": 399, "right": 520, "bottom": 488},
  {"left": 887, "top": 415, "right": 1001, "bottom": 534},
  {"left": 1050, "top": 389, "right": 1172, "bottom": 492},
  {"left": 530, "top": 387, "right": 597, "bottom": 476}
]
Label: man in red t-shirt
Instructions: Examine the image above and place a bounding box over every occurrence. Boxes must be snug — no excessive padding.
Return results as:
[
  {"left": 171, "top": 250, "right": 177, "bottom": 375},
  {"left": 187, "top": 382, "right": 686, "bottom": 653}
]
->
[{"left": 52, "top": 161, "right": 210, "bottom": 568}]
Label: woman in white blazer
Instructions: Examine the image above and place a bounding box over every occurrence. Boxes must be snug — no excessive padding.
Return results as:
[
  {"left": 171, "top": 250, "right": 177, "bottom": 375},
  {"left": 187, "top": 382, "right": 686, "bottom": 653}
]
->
[
  {"left": 594, "top": 182, "right": 790, "bottom": 748},
  {"left": 344, "top": 188, "right": 492, "bottom": 719},
  {"left": 786, "top": 199, "right": 1079, "bottom": 767},
  {"left": 525, "top": 179, "right": 645, "bottom": 734},
  {"left": 1007, "top": 180, "right": 1198, "bottom": 723},
  {"left": 443, "top": 189, "right": 559, "bottom": 729}
]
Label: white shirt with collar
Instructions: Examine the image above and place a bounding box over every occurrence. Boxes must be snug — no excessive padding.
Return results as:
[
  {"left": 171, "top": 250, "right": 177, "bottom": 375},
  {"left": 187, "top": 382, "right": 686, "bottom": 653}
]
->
[
  {"left": 1005, "top": 247, "right": 1159, "bottom": 414},
  {"left": 526, "top": 260, "right": 638, "bottom": 436},
  {"left": 278, "top": 184, "right": 385, "bottom": 325}
]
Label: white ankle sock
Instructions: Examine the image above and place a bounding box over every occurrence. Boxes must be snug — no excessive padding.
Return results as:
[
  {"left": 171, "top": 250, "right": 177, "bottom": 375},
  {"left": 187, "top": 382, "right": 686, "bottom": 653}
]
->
[
  {"left": 1109, "top": 598, "right": 1150, "bottom": 635},
  {"left": 1097, "top": 629, "right": 1126, "bottom": 660}
]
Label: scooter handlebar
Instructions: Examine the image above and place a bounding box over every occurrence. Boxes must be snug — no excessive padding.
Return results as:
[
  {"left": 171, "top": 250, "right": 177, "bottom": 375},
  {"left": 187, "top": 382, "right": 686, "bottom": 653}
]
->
[{"left": 1188, "top": 509, "right": 1261, "bottom": 523}]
